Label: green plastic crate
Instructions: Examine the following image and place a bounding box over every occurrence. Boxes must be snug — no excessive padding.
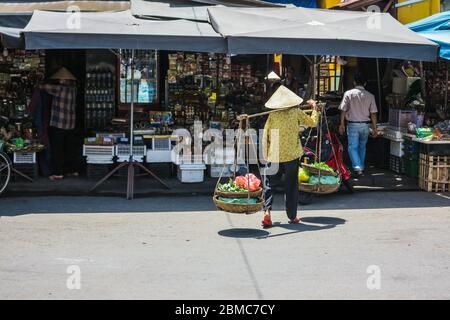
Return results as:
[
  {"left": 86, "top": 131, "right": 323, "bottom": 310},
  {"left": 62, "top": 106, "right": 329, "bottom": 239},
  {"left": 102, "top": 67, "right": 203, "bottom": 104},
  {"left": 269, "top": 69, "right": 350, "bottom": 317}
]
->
[{"left": 403, "top": 157, "right": 419, "bottom": 178}]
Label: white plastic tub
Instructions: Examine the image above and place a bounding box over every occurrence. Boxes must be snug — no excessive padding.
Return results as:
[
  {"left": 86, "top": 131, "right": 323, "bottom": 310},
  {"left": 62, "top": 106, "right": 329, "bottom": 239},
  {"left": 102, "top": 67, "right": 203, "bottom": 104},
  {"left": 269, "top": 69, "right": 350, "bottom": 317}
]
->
[{"left": 177, "top": 164, "right": 206, "bottom": 183}]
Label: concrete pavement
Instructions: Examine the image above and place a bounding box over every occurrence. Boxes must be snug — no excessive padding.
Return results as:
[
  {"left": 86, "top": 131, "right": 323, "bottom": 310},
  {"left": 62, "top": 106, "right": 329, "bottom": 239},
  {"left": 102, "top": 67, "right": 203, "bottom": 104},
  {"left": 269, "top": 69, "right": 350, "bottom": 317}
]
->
[{"left": 0, "top": 191, "right": 449, "bottom": 299}]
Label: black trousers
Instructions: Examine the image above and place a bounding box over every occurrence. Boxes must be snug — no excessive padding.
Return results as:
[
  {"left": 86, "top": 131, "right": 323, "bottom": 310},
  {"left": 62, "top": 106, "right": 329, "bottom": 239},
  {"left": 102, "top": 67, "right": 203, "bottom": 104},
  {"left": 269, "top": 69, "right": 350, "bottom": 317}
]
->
[
  {"left": 263, "top": 158, "right": 299, "bottom": 220},
  {"left": 48, "top": 126, "right": 77, "bottom": 176}
]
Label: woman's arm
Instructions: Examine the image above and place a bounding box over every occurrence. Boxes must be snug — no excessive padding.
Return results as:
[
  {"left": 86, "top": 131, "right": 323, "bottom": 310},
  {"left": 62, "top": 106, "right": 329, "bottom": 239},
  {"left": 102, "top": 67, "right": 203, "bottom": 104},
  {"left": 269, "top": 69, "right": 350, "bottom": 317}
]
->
[{"left": 298, "top": 100, "right": 319, "bottom": 128}]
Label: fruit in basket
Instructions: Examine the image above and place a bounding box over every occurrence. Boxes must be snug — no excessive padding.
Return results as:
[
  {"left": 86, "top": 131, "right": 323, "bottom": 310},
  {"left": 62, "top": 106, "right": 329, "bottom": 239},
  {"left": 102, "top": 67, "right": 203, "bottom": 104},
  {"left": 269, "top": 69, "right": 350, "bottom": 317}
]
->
[
  {"left": 234, "top": 174, "right": 261, "bottom": 191},
  {"left": 298, "top": 168, "right": 310, "bottom": 183}
]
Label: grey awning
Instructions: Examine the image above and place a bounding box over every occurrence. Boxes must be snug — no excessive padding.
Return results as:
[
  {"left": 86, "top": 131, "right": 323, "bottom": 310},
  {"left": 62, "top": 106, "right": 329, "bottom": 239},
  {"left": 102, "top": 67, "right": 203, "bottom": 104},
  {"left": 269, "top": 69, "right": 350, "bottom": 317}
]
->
[
  {"left": 23, "top": 10, "right": 227, "bottom": 52},
  {"left": 0, "top": 26, "right": 24, "bottom": 48},
  {"left": 207, "top": 6, "right": 439, "bottom": 61},
  {"left": 130, "top": 0, "right": 284, "bottom": 22},
  {"left": 0, "top": 1, "right": 130, "bottom": 13},
  {"left": 131, "top": 0, "right": 213, "bottom": 22},
  {"left": 0, "top": 13, "right": 31, "bottom": 48}
]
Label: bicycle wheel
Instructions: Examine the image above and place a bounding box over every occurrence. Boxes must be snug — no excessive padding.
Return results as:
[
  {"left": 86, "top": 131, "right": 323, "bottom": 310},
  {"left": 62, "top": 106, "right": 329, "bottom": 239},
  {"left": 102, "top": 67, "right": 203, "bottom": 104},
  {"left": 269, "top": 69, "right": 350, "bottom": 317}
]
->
[{"left": 0, "top": 152, "right": 11, "bottom": 195}]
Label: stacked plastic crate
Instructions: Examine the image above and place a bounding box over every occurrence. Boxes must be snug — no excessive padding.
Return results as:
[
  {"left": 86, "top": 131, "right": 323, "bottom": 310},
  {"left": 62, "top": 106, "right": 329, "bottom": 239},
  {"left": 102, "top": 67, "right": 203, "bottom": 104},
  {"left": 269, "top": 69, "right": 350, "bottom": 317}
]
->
[
  {"left": 83, "top": 144, "right": 115, "bottom": 179},
  {"left": 402, "top": 138, "right": 419, "bottom": 178},
  {"left": 13, "top": 152, "right": 38, "bottom": 180}
]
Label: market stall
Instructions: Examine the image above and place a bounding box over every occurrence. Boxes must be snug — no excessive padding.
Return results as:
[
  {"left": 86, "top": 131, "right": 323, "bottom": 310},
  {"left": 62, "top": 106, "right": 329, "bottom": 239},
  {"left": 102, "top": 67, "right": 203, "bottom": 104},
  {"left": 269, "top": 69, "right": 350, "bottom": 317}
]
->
[
  {"left": 0, "top": 5, "right": 444, "bottom": 197},
  {"left": 404, "top": 12, "right": 450, "bottom": 192}
]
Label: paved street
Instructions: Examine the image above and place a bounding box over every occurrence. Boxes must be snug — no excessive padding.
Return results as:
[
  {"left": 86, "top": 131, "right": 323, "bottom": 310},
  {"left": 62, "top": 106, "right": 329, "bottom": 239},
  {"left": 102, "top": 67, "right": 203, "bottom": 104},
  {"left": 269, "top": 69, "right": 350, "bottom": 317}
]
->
[{"left": 0, "top": 191, "right": 449, "bottom": 300}]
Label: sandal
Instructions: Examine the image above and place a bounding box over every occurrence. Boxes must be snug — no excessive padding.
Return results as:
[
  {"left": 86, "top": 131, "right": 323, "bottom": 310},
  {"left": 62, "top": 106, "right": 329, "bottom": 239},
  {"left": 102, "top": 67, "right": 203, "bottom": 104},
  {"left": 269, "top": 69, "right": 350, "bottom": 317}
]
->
[
  {"left": 49, "top": 175, "right": 64, "bottom": 181},
  {"left": 261, "top": 215, "right": 273, "bottom": 229},
  {"left": 288, "top": 217, "right": 302, "bottom": 224}
]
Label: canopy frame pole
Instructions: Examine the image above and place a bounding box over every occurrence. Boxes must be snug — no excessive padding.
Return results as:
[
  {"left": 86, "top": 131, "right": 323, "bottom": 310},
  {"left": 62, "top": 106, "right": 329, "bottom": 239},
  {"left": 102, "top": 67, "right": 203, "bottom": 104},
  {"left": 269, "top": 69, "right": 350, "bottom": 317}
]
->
[
  {"left": 129, "top": 49, "right": 135, "bottom": 161},
  {"left": 312, "top": 55, "right": 317, "bottom": 100},
  {"left": 376, "top": 58, "right": 382, "bottom": 121},
  {"left": 420, "top": 61, "right": 426, "bottom": 100},
  {"left": 445, "top": 63, "right": 448, "bottom": 112}
]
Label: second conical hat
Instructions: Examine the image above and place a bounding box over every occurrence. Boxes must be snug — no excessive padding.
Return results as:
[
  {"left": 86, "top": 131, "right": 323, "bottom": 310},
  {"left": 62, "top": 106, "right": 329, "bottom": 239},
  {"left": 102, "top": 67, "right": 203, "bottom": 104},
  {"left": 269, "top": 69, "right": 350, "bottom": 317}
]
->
[
  {"left": 50, "top": 67, "right": 76, "bottom": 80},
  {"left": 265, "top": 85, "right": 303, "bottom": 109},
  {"left": 266, "top": 71, "right": 281, "bottom": 80}
]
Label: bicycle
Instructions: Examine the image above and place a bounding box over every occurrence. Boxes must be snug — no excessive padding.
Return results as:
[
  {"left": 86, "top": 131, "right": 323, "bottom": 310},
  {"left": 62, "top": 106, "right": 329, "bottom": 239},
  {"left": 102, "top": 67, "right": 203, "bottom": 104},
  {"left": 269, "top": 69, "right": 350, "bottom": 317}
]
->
[{"left": 0, "top": 149, "right": 12, "bottom": 195}]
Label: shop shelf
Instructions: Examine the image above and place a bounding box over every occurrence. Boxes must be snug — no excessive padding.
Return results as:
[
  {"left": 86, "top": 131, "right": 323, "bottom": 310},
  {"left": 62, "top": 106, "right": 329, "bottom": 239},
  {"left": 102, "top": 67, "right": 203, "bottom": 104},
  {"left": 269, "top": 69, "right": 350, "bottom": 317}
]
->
[{"left": 419, "top": 154, "right": 450, "bottom": 192}]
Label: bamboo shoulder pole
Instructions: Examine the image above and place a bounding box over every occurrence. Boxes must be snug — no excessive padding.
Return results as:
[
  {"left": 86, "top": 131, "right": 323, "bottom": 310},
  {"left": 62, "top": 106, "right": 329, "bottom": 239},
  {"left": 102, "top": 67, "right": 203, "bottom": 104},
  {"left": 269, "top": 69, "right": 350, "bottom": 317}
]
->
[{"left": 237, "top": 105, "right": 315, "bottom": 121}]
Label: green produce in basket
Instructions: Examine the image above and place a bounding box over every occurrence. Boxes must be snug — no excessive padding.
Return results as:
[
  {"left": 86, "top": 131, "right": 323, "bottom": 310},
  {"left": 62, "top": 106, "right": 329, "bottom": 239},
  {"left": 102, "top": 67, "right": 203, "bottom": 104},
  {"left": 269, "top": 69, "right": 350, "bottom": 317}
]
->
[
  {"left": 217, "top": 179, "right": 248, "bottom": 193},
  {"left": 218, "top": 197, "right": 258, "bottom": 204},
  {"left": 309, "top": 175, "right": 339, "bottom": 185},
  {"left": 312, "top": 162, "right": 334, "bottom": 172}
]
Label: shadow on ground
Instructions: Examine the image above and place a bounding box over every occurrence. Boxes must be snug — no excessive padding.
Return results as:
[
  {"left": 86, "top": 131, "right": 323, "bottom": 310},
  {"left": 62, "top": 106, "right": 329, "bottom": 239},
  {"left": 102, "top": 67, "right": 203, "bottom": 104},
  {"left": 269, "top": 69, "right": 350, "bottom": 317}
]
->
[{"left": 218, "top": 216, "right": 347, "bottom": 239}]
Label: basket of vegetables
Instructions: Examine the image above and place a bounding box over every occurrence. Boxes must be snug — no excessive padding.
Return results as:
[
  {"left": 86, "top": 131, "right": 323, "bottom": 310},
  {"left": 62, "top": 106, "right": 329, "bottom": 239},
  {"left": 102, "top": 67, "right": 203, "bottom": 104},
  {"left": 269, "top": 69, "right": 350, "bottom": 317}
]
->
[
  {"left": 213, "top": 173, "right": 264, "bottom": 214},
  {"left": 301, "top": 162, "right": 338, "bottom": 177},
  {"left": 298, "top": 166, "right": 341, "bottom": 194},
  {"left": 213, "top": 195, "right": 264, "bottom": 214},
  {"left": 215, "top": 179, "right": 263, "bottom": 198}
]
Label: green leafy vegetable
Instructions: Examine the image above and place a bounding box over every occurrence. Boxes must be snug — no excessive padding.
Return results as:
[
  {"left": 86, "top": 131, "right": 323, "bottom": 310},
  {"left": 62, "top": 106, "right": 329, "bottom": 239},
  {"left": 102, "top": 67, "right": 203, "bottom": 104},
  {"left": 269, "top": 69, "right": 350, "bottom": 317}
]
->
[
  {"left": 312, "top": 162, "right": 333, "bottom": 172},
  {"left": 217, "top": 179, "right": 248, "bottom": 193}
]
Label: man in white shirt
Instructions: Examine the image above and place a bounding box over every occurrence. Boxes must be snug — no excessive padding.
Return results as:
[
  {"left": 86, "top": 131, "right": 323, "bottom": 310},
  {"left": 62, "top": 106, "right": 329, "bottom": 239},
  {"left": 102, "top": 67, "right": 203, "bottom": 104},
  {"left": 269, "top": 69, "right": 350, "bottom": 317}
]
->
[{"left": 339, "top": 73, "right": 378, "bottom": 176}]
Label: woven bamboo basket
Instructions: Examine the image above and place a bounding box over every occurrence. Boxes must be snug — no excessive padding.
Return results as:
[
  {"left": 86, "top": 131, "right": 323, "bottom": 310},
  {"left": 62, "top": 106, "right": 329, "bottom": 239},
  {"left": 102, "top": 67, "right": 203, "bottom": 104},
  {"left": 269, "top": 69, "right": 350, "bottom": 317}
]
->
[
  {"left": 301, "top": 163, "right": 338, "bottom": 177},
  {"left": 299, "top": 182, "right": 340, "bottom": 195},
  {"left": 214, "top": 188, "right": 263, "bottom": 198},
  {"left": 213, "top": 195, "right": 264, "bottom": 214}
]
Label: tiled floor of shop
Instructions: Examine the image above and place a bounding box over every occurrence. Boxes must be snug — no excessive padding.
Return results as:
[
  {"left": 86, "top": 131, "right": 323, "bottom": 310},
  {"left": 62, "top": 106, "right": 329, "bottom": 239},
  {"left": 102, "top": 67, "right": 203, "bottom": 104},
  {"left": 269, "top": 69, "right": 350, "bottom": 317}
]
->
[{"left": 4, "top": 165, "right": 420, "bottom": 198}]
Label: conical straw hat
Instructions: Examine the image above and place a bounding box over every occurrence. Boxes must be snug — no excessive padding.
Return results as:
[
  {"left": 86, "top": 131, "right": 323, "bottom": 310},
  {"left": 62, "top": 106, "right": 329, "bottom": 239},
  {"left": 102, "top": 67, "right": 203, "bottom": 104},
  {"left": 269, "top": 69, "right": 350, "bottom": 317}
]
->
[
  {"left": 266, "top": 71, "right": 281, "bottom": 80},
  {"left": 50, "top": 67, "right": 76, "bottom": 80},
  {"left": 265, "top": 85, "right": 303, "bottom": 109}
]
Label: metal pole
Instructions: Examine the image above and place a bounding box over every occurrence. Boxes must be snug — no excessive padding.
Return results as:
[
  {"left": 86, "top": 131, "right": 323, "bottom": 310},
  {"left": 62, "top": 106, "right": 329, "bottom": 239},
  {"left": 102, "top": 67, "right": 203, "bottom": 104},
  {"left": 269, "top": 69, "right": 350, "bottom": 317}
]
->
[
  {"left": 445, "top": 63, "right": 448, "bottom": 112},
  {"left": 312, "top": 55, "right": 317, "bottom": 100},
  {"left": 376, "top": 58, "right": 382, "bottom": 120},
  {"left": 129, "top": 49, "right": 135, "bottom": 160},
  {"left": 419, "top": 61, "right": 426, "bottom": 100}
]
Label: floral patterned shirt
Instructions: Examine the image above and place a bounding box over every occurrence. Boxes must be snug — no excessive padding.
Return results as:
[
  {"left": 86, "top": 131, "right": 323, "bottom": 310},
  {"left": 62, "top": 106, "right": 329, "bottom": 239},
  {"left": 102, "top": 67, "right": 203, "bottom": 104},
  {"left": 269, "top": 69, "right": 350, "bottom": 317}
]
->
[{"left": 262, "top": 108, "right": 318, "bottom": 163}]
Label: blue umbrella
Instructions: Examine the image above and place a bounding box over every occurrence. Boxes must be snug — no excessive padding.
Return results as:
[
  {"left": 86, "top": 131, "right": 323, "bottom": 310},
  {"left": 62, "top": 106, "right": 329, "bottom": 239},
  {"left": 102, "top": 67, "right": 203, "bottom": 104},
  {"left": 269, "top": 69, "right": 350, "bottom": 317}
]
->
[{"left": 408, "top": 11, "right": 450, "bottom": 60}]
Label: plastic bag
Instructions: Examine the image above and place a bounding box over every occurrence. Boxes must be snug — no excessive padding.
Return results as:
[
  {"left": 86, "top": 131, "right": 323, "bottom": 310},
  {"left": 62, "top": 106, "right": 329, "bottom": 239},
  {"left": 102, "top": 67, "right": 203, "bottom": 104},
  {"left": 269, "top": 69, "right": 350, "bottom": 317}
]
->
[
  {"left": 234, "top": 174, "right": 261, "bottom": 191},
  {"left": 415, "top": 127, "right": 433, "bottom": 139},
  {"left": 218, "top": 197, "right": 258, "bottom": 204},
  {"left": 309, "top": 175, "right": 339, "bottom": 185}
]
